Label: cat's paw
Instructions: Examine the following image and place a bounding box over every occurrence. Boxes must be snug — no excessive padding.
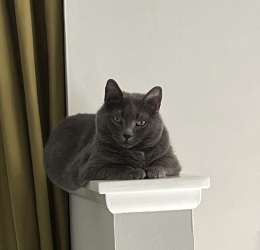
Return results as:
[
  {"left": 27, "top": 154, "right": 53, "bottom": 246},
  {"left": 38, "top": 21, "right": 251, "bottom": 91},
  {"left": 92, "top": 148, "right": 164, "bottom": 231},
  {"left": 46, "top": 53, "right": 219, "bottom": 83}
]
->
[
  {"left": 146, "top": 166, "right": 166, "bottom": 178},
  {"left": 123, "top": 168, "right": 146, "bottom": 180}
]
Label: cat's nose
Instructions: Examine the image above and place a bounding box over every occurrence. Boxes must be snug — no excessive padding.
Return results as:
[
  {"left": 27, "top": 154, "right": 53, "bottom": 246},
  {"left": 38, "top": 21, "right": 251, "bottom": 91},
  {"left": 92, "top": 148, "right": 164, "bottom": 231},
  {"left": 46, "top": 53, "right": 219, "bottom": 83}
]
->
[{"left": 123, "top": 133, "right": 132, "bottom": 141}]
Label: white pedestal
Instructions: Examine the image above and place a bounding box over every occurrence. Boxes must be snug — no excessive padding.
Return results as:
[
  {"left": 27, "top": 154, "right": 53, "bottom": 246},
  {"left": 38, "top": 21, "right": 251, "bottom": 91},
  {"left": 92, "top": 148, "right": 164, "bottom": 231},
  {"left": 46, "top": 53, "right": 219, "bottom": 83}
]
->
[{"left": 69, "top": 175, "right": 210, "bottom": 250}]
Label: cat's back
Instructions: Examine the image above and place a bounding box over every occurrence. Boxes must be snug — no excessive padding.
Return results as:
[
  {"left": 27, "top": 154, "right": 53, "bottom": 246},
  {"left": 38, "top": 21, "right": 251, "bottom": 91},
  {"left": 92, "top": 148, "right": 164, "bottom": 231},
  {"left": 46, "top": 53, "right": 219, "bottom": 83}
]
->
[
  {"left": 48, "top": 113, "right": 95, "bottom": 143},
  {"left": 44, "top": 113, "right": 96, "bottom": 165},
  {"left": 44, "top": 114, "right": 96, "bottom": 190}
]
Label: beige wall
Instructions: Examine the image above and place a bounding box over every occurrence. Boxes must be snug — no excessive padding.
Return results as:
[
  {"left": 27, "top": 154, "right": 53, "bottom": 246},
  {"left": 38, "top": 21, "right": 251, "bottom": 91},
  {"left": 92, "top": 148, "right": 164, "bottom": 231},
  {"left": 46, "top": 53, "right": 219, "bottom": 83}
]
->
[{"left": 65, "top": 1, "right": 260, "bottom": 249}]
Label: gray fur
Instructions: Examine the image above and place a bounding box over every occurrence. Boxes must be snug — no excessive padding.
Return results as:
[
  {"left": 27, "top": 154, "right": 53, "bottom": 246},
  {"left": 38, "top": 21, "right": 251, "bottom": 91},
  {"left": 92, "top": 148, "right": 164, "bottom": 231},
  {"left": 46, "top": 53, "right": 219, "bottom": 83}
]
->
[{"left": 44, "top": 79, "right": 181, "bottom": 191}]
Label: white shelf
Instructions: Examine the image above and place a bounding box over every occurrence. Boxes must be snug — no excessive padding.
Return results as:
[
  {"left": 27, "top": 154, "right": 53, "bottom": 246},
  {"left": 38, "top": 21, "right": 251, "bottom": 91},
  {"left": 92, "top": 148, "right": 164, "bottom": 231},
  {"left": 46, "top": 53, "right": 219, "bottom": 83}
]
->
[{"left": 70, "top": 174, "right": 210, "bottom": 214}]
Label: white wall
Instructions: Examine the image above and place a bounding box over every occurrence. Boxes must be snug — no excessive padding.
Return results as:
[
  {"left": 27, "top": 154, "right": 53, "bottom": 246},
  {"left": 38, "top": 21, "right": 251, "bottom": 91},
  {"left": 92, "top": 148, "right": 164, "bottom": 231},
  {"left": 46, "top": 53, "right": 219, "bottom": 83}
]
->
[{"left": 64, "top": 1, "right": 260, "bottom": 249}]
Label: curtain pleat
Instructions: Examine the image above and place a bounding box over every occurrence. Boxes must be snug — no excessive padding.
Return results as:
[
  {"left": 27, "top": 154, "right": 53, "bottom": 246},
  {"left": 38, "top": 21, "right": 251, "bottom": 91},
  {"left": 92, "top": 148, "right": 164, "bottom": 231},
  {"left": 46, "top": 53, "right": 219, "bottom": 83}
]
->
[
  {"left": 0, "top": 125, "right": 18, "bottom": 250},
  {"left": 13, "top": 0, "right": 54, "bottom": 249},
  {"left": 0, "top": 0, "right": 69, "bottom": 249},
  {"left": 0, "top": 1, "right": 40, "bottom": 249},
  {"left": 45, "top": 0, "right": 66, "bottom": 127},
  {"left": 44, "top": 1, "right": 69, "bottom": 249}
]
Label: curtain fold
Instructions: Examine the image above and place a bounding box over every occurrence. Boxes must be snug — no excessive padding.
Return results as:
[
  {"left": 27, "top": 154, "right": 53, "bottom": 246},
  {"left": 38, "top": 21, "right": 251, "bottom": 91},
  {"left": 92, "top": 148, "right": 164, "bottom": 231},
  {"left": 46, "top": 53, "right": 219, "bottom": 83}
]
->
[
  {"left": 0, "top": 1, "right": 69, "bottom": 250},
  {"left": 44, "top": 2, "right": 69, "bottom": 248}
]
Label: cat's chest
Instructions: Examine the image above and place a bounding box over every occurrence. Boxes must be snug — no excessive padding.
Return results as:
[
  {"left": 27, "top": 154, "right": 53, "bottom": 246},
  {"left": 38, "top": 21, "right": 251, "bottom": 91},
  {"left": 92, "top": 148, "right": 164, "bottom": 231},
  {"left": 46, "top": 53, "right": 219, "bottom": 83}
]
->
[
  {"left": 125, "top": 149, "right": 147, "bottom": 169},
  {"left": 97, "top": 146, "right": 158, "bottom": 169}
]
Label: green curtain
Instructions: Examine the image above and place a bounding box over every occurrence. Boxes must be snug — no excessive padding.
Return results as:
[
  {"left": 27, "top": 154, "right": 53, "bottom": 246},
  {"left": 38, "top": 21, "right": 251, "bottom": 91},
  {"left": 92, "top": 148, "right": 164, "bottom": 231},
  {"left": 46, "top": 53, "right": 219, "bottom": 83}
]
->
[{"left": 0, "top": 0, "right": 69, "bottom": 250}]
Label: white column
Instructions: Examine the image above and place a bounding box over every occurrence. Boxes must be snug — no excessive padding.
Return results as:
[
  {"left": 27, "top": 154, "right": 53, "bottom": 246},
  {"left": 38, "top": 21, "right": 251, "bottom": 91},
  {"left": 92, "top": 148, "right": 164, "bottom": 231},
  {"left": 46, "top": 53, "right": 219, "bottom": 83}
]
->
[{"left": 69, "top": 175, "right": 210, "bottom": 250}]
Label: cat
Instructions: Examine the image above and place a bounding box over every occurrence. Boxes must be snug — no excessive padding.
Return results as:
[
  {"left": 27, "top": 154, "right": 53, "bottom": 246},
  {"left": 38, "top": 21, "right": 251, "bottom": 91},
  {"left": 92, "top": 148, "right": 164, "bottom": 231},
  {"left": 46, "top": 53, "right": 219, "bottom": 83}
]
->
[{"left": 44, "top": 79, "right": 181, "bottom": 191}]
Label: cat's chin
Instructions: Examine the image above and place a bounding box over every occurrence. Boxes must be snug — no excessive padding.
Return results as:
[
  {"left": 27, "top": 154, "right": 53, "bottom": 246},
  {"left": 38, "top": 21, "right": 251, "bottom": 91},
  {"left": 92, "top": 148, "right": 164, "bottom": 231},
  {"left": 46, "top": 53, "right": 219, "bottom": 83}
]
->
[{"left": 120, "top": 143, "right": 135, "bottom": 149}]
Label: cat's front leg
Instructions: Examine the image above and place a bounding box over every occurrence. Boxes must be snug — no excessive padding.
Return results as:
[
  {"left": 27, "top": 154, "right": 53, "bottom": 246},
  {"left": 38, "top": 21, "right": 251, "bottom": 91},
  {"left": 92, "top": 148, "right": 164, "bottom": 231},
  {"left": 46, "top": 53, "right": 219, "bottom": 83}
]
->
[
  {"left": 82, "top": 164, "right": 146, "bottom": 181},
  {"left": 115, "top": 166, "right": 146, "bottom": 180},
  {"left": 145, "top": 165, "right": 167, "bottom": 178},
  {"left": 146, "top": 154, "right": 181, "bottom": 178}
]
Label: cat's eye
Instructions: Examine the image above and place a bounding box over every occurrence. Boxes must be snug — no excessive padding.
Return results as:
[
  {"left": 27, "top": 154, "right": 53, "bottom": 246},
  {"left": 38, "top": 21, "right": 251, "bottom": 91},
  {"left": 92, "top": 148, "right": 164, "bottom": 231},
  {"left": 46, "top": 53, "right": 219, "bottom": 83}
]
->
[
  {"left": 136, "top": 121, "right": 146, "bottom": 126},
  {"left": 113, "top": 117, "right": 122, "bottom": 123}
]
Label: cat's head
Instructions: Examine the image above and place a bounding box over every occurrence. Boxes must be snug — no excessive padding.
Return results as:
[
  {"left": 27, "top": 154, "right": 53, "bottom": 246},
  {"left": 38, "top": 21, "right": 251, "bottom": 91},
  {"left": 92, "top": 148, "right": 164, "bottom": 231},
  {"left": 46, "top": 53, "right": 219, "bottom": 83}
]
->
[{"left": 96, "top": 79, "right": 164, "bottom": 148}]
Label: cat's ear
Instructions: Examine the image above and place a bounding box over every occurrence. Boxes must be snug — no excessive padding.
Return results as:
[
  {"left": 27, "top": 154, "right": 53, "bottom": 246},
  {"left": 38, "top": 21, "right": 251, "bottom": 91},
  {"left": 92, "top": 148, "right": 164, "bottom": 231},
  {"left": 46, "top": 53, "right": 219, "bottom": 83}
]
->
[
  {"left": 142, "top": 86, "right": 162, "bottom": 112},
  {"left": 105, "top": 79, "right": 124, "bottom": 106}
]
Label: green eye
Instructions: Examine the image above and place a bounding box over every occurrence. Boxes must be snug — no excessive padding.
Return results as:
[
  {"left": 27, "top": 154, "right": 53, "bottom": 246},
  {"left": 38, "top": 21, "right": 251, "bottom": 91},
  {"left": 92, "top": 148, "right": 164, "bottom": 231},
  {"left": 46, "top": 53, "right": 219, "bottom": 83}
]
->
[
  {"left": 113, "top": 117, "right": 122, "bottom": 123},
  {"left": 136, "top": 121, "right": 146, "bottom": 126}
]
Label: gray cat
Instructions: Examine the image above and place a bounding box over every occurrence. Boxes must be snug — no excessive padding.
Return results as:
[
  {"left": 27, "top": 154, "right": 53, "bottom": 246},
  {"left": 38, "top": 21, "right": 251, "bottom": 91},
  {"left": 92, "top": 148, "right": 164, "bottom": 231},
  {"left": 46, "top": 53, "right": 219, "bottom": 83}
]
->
[{"left": 44, "top": 79, "right": 181, "bottom": 191}]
